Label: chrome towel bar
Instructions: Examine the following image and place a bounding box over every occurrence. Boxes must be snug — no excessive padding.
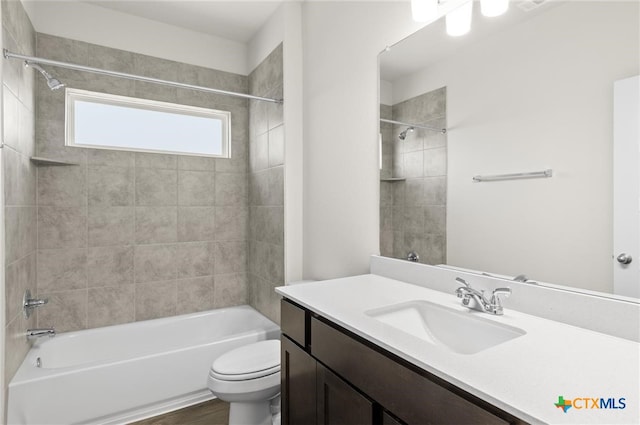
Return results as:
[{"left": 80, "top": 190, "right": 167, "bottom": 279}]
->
[{"left": 472, "top": 169, "right": 553, "bottom": 182}]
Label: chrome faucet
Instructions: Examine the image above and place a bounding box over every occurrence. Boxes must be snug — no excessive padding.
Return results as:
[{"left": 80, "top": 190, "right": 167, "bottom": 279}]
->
[
  {"left": 23, "top": 289, "right": 48, "bottom": 319},
  {"left": 454, "top": 277, "right": 511, "bottom": 315},
  {"left": 26, "top": 328, "right": 56, "bottom": 341}
]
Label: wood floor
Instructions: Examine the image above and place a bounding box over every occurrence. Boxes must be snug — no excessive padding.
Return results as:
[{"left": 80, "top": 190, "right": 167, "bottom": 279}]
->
[{"left": 130, "top": 399, "right": 230, "bottom": 425}]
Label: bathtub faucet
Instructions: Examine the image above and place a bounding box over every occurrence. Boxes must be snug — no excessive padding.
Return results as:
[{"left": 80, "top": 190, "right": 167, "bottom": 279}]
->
[
  {"left": 23, "top": 289, "right": 48, "bottom": 319},
  {"left": 26, "top": 328, "right": 56, "bottom": 341}
]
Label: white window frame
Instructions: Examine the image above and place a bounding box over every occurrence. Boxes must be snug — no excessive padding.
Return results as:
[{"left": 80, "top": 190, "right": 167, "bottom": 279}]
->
[{"left": 65, "top": 88, "right": 231, "bottom": 158}]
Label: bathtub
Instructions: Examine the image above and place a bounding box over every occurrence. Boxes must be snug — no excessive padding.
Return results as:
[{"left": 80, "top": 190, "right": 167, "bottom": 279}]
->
[{"left": 7, "top": 305, "right": 280, "bottom": 425}]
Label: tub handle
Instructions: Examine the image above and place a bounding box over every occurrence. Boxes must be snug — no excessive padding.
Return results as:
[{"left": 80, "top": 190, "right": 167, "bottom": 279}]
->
[{"left": 23, "top": 290, "right": 49, "bottom": 318}]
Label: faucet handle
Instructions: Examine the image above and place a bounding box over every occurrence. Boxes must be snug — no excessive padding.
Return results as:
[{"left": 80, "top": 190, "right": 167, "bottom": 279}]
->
[
  {"left": 455, "top": 277, "right": 470, "bottom": 288},
  {"left": 490, "top": 287, "right": 511, "bottom": 310}
]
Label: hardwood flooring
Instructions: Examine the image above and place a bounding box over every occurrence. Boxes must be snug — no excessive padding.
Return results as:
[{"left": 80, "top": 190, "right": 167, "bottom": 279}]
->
[{"left": 129, "top": 399, "right": 230, "bottom": 425}]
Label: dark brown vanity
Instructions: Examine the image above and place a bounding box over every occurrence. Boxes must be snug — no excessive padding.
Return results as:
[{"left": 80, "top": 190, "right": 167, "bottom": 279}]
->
[{"left": 280, "top": 299, "right": 527, "bottom": 425}]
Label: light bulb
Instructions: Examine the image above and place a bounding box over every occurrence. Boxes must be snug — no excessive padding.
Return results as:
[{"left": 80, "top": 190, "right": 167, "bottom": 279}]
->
[
  {"left": 446, "top": 0, "right": 473, "bottom": 36},
  {"left": 481, "top": 0, "right": 509, "bottom": 17},
  {"left": 411, "top": 0, "right": 438, "bottom": 22}
]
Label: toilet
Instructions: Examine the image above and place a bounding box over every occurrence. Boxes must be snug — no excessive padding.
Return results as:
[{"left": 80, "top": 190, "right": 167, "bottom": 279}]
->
[{"left": 207, "top": 339, "right": 281, "bottom": 425}]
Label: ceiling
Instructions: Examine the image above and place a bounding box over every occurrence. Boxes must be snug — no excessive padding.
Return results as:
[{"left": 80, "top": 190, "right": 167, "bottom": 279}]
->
[{"left": 82, "top": 0, "right": 286, "bottom": 43}]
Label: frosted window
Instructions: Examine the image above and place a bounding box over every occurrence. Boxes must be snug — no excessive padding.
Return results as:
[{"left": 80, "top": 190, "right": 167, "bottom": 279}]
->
[{"left": 66, "top": 88, "right": 230, "bottom": 158}]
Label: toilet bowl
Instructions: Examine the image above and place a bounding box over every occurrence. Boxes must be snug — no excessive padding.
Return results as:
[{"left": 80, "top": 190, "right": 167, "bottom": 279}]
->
[{"left": 207, "top": 339, "right": 281, "bottom": 425}]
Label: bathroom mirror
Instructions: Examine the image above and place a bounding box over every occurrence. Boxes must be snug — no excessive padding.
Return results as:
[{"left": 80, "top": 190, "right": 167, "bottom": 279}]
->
[{"left": 379, "top": 0, "right": 640, "bottom": 300}]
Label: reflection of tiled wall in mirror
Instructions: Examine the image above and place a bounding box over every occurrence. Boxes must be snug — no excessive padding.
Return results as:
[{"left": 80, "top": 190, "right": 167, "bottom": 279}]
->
[{"left": 380, "top": 87, "right": 447, "bottom": 265}]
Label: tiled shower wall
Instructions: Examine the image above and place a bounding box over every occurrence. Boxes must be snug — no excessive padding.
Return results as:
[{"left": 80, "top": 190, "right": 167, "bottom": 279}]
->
[
  {"left": 2, "top": 0, "right": 37, "bottom": 388},
  {"left": 33, "top": 34, "right": 251, "bottom": 332},
  {"left": 248, "top": 44, "right": 284, "bottom": 324},
  {"left": 380, "top": 87, "right": 447, "bottom": 265}
]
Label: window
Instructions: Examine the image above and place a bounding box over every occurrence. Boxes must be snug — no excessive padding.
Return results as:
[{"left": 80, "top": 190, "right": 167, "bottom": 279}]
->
[{"left": 65, "top": 88, "right": 231, "bottom": 158}]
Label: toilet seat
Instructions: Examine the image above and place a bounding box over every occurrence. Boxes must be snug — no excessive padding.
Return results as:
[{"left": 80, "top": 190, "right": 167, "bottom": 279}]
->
[{"left": 210, "top": 340, "right": 280, "bottom": 381}]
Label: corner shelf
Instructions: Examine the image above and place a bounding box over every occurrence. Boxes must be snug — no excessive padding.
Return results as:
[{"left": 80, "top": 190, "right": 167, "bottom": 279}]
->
[
  {"left": 380, "top": 178, "right": 406, "bottom": 182},
  {"left": 30, "top": 157, "right": 79, "bottom": 167}
]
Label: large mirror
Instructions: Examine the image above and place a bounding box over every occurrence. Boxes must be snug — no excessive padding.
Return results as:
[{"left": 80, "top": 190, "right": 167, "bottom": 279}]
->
[{"left": 379, "top": 0, "right": 639, "bottom": 299}]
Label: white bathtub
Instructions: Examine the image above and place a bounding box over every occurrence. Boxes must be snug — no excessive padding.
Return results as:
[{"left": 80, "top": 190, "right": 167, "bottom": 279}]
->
[{"left": 7, "top": 306, "right": 280, "bottom": 425}]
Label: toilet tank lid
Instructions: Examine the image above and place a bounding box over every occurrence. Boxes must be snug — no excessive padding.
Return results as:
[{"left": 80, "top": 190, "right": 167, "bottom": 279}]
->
[{"left": 212, "top": 340, "right": 281, "bottom": 375}]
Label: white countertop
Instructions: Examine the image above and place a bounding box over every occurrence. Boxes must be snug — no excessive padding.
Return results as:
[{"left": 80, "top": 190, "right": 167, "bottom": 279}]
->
[{"left": 276, "top": 274, "right": 640, "bottom": 425}]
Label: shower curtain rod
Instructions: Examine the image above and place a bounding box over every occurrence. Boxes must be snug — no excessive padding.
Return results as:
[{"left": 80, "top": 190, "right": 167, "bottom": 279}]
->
[
  {"left": 380, "top": 118, "right": 446, "bottom": 134},
  {"left": 3, "top": 49, "right": 283, "bottom": 104}
]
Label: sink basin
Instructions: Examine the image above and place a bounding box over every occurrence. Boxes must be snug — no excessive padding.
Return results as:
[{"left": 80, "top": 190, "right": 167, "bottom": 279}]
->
[{"left": 366, "top": 300, "right": 525, "bottom": 354}]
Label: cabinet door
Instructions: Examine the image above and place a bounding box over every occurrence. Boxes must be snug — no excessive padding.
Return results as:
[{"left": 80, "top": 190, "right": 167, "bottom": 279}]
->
[
  {"left": 282, "top": 336, "right": 317, "bottom": 425},
  {"left": 317, "top": 363, "right": 373, "bottom": 425},
  {"left": 383, "top": 411, "right": 404, "bottom": 425}
]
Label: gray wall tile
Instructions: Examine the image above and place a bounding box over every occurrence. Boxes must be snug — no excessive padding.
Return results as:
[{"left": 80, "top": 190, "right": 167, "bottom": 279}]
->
[
  {"left": 4, "top": 147, "right": 36, "bottom": 206},
  {"left": 36, "top": 289, "right": 88, "bottom": 332},
  {"left": 247, "top": 45, "right": 284, "bottom": 324},
  {"left": 4, "top": 1, "right": 38, "bottom": 387},
  {"left": 3, "top": 89, "right": 20, "bottom": 149},
  {"left": 424, "top": 176, "right": 446, "bottom": 205},
  {"left": 30, "top": 33, "right": 253, "bottom": 338},
  {"left": 87, "top": 285, "right": 135, "bottom": 328},
  {"left": 178, "top": 170, "right": 215, "bottom": 206},
  {"left": 88, "top": 207, "right": 134, "bottom": 247},
  {"left": 177, "top": 276, "right": 214, "bottom": 315},
  {"left": 178, "top": 155, "right": 216, "bottom": 171},
  {"left": 215, "top": 207, "right": 248, "bottom": 241},
  {"left": 136, "top": 168, "right": 177, "bottom": 206},
  {"left": 38, "top": 206, "right": 87, "bottom": 249},
  {"left": 5, "top": 253, "right": 35, "bottom": 323},
  {"left": 424, "top": 147, "right": 447, "bottom": 177},
  {"left": 215, "top": 172, "right": 247, "bottom": 206},
  {"left": 176, "top": 242, "right": 213, "bottom": 278},
  {"left": 178, "top": 207, "right": 215, "bottom": 242},
  {"left": 37, "top": 248, "right": 87, "bottom": 292},
  {"left": 251, "top": 133, "right": 269, "bottom": 171},
  {"left": 88, "top": 166, "right": 134, "bottom": 206},
  {"left": 385, "top": 86, "right": 447, "bottom": 265},
  {"left": 135, "top": 281, "right": 177, "bottom": 321},
  {"left": 87, "top": 246, "right": 134, "bottom": 287},
  {"left": 87, "top": 149, "right": 135, "bottom": 168},
  {"left": 213, "top": 273, "right": 247, "bottom": 308},
  {"left": 134, "top": 244, "right": 177, "bottom": 283},
  {"left": 268, "top": 125, "right": 284, "bottom": 167},
  {"left": 37, "top": 165, "right": 86, "bottom": 207},
  {"left": 36, "top": 118, "right": 87, "bottom": 164},
  {"left": 135, "top": 152, "right": 177, "bottom": 169},
  {"left": 135, "top": 206, "right": 178, "bottom": 244},
  {"left": 214, "top": 240, "right": 247, "bottom": 275},
  {"left": 6, "top": 206, "right": 36, "bottom": 263}
]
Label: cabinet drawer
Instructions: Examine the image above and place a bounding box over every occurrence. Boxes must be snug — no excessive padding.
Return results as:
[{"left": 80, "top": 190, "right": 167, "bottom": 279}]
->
[
  {"left": 281, "top": 299, "right": 307, "bottom": 347},
  {"left": 311, "top": 317, "right": 513, "bottom": 425}
]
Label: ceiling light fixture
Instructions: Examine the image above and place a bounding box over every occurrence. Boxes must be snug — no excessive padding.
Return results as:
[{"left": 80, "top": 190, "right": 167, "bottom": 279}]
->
[
  {"left": 411, "top": 0, "right": 438, "bottom": 22},
  {"left": 446, "top": 0, "right": 473, "bottom": 36},
  {"left": 480, "top": 0, "right": 510, "bottom": 17}
]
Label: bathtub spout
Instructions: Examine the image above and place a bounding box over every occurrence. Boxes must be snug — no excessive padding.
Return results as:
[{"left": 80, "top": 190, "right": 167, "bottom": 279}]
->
[{"left": 26, "top": 328, "right": 56, "bottom": 341}]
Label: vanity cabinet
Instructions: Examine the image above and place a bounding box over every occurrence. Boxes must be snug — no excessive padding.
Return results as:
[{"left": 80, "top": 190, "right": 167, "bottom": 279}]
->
[{"left": 280, "top": 299, "right": 527, "bottom": 425}]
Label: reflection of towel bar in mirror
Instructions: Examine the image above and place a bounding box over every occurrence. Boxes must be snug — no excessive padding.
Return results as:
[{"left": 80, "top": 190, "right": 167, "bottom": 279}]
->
[
  {"left": 472, "top": 169, "right": 553, "bottom": 183},
  {"left": 380, "top": 118, "right": 447, "bottom": 134}
]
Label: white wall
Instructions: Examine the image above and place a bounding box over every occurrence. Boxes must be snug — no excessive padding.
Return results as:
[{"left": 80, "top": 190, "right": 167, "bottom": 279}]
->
[
  {"left": 22, "top": 0, "right": 248, "bottom": 75},
  {"left": 380, "top": 79, "right": 393, "bottom": 107},
  {"left": 248, "top": 6, "right": 284, "bottom": 74},
  {"left": 301, "top": 1, "right": 425, "bottom": 280},
  {"left": 391, "top": 2, "right": 639, "bottom": 292}
]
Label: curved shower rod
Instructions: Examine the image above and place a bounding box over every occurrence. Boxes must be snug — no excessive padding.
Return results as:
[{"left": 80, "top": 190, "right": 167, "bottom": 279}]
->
[
  {"left": 380, "top": 118, "right": 446, "bottom": 134},
  {"left": 3, "top": 49, "right": 283, "bottom": 104}
]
